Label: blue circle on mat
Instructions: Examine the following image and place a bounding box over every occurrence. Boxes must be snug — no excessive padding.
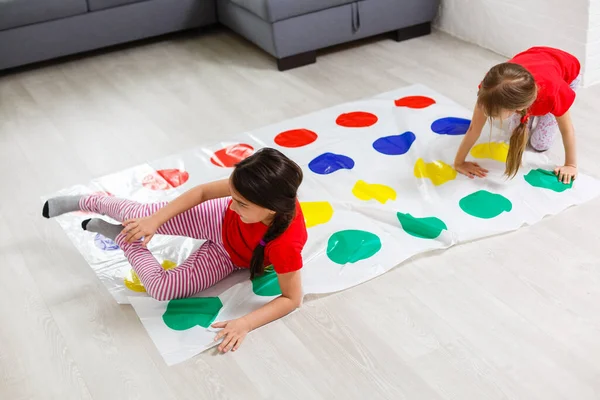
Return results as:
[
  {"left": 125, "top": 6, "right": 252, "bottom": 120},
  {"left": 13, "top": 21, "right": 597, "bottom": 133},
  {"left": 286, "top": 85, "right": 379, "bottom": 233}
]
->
[
  {"left": 372, "top": 131, "right": 416, "bottom": 155},
  {"left": 94, "top": 233, "right": 120, "bottom": 251},
  {"left": 309, "top": 153, "right": 355, "bottom": 175},
  {"left": 431, "top": 117, "right": 471, "bottom": 135}
]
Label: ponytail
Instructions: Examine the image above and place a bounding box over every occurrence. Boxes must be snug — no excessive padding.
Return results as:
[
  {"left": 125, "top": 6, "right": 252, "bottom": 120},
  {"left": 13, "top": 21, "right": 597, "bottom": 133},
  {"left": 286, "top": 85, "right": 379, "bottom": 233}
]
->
[
  {"left": 505, "top": 110, "right": 530, "bottom": 178},
  {"left": 249, "top": 211, "right": 295, "bottom": 279}
]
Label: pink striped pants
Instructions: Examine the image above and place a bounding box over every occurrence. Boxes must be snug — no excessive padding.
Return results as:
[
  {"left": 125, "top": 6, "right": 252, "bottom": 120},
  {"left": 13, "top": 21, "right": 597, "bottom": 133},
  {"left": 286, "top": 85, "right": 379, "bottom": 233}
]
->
[{"left": 80, "top": 195, "right": 235, "bottom": 301}]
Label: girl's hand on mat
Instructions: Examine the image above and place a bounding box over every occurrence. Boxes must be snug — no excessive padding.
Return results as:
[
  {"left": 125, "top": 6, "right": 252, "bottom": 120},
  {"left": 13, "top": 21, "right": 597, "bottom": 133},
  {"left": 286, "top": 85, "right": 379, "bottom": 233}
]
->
[
  {"left": 122, "top": 216, "right": 160, "bottom": 247},
  {"left": 455, "top": 162, "right": 489, "bottom": 179},
  {"left": 554, "top": 165, "right": 577, "bottom": 184},
  {"left": 212, "top": 318, "right": 252, "bottom": 353}
]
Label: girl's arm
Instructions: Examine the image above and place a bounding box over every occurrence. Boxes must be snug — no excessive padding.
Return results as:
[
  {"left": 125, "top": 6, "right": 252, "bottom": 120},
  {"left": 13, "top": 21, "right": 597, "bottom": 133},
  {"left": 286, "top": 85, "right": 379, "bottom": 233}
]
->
[
  {"left": 122, "top": 178, "right": 230, "bottom": 244},
  {"left": 212, "top": 270, "right": 302, "bottom": 353},
  {"left": 152, "top": 178, "right": 230, "bottom": 225},
  {"left": 555, "top": 111, "right": 577, "bottom": 184},
  {"left": 453, "top": 104, "right": 489, "bottom": 178}
]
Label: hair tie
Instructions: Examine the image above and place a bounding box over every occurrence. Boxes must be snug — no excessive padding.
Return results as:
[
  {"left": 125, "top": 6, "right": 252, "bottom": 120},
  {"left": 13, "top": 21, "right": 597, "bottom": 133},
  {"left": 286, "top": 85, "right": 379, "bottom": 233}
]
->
[
  {"left": 259, "top": 239, "right": 266, "bottom": 247},
  {"left": 520, "top": 113, "right": 530, "bottom": 125}
]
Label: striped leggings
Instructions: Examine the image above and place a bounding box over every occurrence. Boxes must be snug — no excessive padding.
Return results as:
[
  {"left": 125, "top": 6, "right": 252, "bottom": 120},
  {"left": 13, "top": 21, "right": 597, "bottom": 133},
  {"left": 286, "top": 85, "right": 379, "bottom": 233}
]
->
[
  {"left": 508, "top": 73, "right": 582, "bottom": 151},
  {"left": 80, "top": 195, "right": 235, "bottom": 301}
]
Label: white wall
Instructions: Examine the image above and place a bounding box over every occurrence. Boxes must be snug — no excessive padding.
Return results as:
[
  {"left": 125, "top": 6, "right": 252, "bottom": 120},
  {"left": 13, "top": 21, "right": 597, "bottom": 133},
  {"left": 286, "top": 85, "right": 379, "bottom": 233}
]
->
[
  {"left": 587, "top": 1, "right": 600, "bottom": 85},
  {"left": 434, "top": 0, "right": 597, "bottom": 86}
]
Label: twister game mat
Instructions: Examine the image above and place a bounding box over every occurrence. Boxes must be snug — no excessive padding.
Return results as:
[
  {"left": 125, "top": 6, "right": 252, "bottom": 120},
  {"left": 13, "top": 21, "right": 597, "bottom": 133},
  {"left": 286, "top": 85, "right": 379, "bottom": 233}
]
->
[{"left": 46, "top": 84, "right": 600, "bottom": 365}]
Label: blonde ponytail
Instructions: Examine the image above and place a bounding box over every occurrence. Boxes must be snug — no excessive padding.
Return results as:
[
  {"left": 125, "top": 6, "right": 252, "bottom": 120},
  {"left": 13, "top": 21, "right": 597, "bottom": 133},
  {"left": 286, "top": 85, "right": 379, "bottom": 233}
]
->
[{"left": 505, "top": 111, "right": 529, "bottom": 178}]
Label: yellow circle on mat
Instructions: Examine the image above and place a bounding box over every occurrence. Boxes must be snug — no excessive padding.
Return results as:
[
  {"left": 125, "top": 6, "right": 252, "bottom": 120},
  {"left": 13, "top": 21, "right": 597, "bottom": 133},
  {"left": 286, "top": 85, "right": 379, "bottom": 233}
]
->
[
  {"left": 470, "top": 142, "right": 509, "bottom": 162},
  {"left": 414, "top": 158, "right": 457, "bottom": 186},
  {"left": 352, "top": 180, "right": 397, "bottom": 204},
  {"left": 300, "top": 201, "right": 334, "bottom": 228},
  {"left": 124, "top": 259, "right": 177, "bottom": 293}
]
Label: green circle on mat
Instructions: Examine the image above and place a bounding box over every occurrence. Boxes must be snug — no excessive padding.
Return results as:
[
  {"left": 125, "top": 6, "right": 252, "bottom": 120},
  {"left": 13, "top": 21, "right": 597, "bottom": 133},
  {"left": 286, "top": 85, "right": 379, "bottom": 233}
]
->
[
  {"left": 524, "top": 168, "right": 573, "bottom": 192},
  {"left": 326, "top": 230, "right": 382, "bottom": 265},
  {"left": 459, "top": 190, "right": 512, "bottom": 219},
  {"left": 252, "top": 266, "right": 282, "bottom": 297},
  {"left": 397, "top": 212, "right": 447, "bottom": 239},
  {"left": 162, "top": 297, "right": 223, "bottom": 330}
]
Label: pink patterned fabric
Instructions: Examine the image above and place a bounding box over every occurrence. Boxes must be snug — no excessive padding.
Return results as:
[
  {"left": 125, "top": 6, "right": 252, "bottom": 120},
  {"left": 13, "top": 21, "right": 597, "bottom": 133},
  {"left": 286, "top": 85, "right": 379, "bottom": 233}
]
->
[
  {"left": 507, "top": 74, "right": 582, "bottom": 151},
  {"left": 80, "top": 195, "right": 235, "bottom": 301}
]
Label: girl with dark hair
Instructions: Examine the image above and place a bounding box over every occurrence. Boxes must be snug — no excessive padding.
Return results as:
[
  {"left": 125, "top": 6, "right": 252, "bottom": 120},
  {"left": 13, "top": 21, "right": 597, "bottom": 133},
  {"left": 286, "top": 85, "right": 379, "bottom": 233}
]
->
[{"left": 42, "top": 148, "right": 307, "bottom": 353}]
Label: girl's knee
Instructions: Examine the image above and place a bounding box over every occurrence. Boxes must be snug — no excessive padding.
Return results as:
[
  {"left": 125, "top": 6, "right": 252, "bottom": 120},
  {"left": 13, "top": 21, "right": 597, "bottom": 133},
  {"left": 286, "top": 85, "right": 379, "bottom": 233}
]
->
[{"left": 529, "top": 139, "right": 550, "bottom": 152}]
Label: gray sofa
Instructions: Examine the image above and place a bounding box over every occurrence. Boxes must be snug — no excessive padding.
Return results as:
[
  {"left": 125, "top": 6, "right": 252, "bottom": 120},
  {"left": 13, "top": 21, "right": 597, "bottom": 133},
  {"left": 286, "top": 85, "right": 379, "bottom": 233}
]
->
[
  {"left": 0, "top": 0, "right": 439, "bottom": 72},
  {"left": 0, "top": 0, "right": 216, "bottom": 71},
  {"left": 218, "top": 0, "right": 439, "bottom": 70}
]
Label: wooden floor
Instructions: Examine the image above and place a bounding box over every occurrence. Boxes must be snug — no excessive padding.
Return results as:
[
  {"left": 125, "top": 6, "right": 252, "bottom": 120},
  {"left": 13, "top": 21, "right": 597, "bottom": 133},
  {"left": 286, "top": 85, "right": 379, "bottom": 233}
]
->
[{"left": 1, "top": 28, "right": 600, "bottom": 400}]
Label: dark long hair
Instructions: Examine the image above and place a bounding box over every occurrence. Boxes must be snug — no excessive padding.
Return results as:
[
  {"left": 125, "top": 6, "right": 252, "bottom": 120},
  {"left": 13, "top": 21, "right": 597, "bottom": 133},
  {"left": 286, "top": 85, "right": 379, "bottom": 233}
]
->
[{"left": 231, "top": 148, "right": 303, "bottom": 279}]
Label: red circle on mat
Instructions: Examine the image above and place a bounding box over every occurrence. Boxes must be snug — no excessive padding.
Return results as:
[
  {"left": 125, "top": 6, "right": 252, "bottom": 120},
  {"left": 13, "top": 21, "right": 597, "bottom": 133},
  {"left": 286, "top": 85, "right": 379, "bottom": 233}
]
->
[
  {"left": 336, "top": 111, "right": 378, "bottom": 128},
  {"left": 394, "top": 96, "right": 436, "bottom": 109},
  {"left": 210, "top": 144, "right": 255, "bottom": 168},
  {"left": 142, "top": 169, "right": 189, "bottom": 191},
  {"left": 274, "top": 129, "right": 318, "bottom": 148}
]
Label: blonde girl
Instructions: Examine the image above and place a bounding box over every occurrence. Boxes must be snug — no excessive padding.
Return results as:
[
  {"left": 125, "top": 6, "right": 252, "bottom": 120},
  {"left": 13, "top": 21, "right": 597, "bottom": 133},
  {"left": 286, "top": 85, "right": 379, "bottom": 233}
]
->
[{"left": 454, "top": 47, "right": 581, "bottom": 184}]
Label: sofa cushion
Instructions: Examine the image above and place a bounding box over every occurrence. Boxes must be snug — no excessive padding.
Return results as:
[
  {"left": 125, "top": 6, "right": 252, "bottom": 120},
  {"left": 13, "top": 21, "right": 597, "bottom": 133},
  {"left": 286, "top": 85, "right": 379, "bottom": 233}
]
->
[
  {"left": 0, "top": 0, "right": 88, "bottom": 31},
  {"left": 231, "top": 0, "right": 357, "bottom": 23},
  {"left": 86, "top": 0, "right": 147, "bottom": 12}
]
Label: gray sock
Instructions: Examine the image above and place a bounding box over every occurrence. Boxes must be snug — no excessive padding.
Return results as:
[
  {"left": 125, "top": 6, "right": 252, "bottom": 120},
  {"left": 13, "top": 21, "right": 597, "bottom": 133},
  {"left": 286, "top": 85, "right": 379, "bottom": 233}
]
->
[
  {"left": 42, "top": 195, "right": 83, "bottom": 218},
  {"left": 82, "top": 218, "right": 123, "bottom": 241}
]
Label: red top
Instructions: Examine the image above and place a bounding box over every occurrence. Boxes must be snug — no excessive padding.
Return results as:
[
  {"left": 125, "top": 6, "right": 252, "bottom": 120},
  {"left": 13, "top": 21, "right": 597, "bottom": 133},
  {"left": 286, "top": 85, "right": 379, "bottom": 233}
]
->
[
  {"left": 221, "top": 199, "right": 307, "bottom": 274},
  {"left": 509, "top": 47, "right": 581, "bottom": 116}
]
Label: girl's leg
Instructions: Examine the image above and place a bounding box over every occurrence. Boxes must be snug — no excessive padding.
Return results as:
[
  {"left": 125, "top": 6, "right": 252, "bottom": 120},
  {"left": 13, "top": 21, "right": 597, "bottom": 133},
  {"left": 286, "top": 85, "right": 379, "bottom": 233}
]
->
[
  {"left": 80, "top": 195, "right": 229, "bottom": 242},
  {"left": 570, "top": 73, "right": 582, "bottom": 90},
  {"left": 79, "top": 195, "right": 235, "bottom": 300},
  {"left": 528, "top": 73, "right": 581, "bottom": 152},
  {"left": 79, "top": 195, "right": 162, "bottom": 221},
  {"left": 119, "top": 238, "right": 235, "bottom": 301},
  {"left": 529, "top": 114, "right": 559, "bottom": 151}
]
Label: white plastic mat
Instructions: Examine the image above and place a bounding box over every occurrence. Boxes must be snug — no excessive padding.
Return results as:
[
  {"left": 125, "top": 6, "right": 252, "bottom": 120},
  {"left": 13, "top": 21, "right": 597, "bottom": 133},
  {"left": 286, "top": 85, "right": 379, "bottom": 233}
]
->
[{"left": 46, "top": 84, "right": 600, "bottom": 365}]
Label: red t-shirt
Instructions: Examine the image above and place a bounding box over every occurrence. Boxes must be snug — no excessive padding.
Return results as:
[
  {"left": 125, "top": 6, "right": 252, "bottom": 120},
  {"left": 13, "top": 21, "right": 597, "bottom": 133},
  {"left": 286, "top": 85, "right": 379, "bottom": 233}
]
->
[
  {"left": 508, "top": 47, "right": 581, "bottom": 116},
  {"left": 221, "top": 199, "right": 307, "bottom": 274}
]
